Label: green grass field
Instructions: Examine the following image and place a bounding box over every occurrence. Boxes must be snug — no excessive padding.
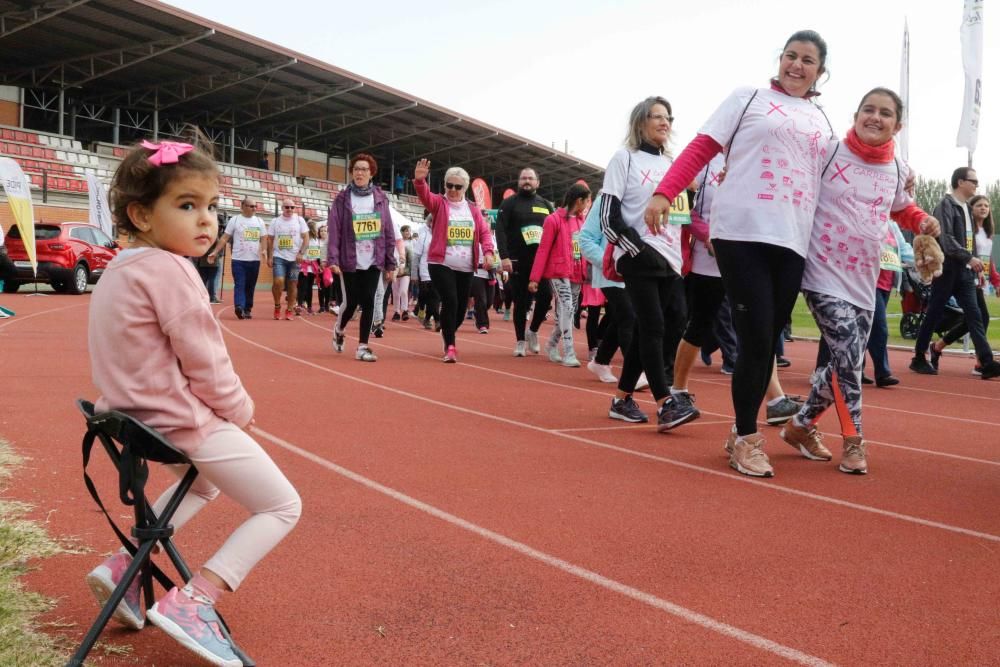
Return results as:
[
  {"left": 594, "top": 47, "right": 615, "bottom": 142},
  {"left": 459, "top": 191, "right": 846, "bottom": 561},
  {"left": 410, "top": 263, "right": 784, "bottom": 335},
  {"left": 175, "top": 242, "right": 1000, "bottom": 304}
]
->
[{"left": 790, "top": 292, "right": 1000, "bottom": 350}]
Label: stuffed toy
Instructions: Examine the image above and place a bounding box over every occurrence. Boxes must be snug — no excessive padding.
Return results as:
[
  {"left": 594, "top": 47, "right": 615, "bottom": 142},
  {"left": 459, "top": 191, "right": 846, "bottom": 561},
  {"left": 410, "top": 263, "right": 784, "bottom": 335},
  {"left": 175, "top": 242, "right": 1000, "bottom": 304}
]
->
[{"left": 912, "top": 234, "right": 944, "bottom": 284}]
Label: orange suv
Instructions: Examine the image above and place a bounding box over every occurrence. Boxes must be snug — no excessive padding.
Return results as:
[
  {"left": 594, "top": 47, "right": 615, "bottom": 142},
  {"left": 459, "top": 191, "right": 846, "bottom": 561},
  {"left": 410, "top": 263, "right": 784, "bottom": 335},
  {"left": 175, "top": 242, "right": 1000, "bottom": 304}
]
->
[{"left": 3, "top": 222, "right": 119, "bottom": 294}]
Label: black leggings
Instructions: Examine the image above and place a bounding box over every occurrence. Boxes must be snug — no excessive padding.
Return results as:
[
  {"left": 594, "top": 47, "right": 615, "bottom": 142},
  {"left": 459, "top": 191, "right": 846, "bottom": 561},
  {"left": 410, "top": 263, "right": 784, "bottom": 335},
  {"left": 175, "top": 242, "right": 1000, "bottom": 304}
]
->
[
  {"left": 510, "top": 265, "right": 551, "bottom": 341},
  {"left": 585, "top": 305, "right": 606, "bottom": 351},
  {"left": 335, "top": 267, "right": 381, "bottom": 345},
  {"left": 470, "top": 276, "right": 495, "bottom": 329},
  {"left": 713, "top": 239, "right": 805, "bottom": 436},
  {"left": 682, "top": 272, "right": 727, "bottom": 347},
  {"left": 429, "top": 264, "right": 474, "bottom": 347},
  {"left": 618, "top": 267, "right": 685, "bottom": 401},
  {"left": 594, "top": 286, "right": 636, "bottom": 366},
  {"left": 297, "top": 272, "right": 315, "bottom": 309}
]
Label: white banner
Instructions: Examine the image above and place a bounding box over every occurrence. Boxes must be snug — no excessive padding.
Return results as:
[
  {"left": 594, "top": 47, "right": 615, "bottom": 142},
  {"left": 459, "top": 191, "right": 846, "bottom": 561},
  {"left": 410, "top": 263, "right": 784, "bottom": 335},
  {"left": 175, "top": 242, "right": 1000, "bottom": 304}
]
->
[
  {"left": 898, "top": 19, "right": 910, "bottom": 161},
  {"left": 0, "top": 157, "right": 36, "bottom": 274},
  {"left": 957, "top": 0, "right": 984, "bottom": 153},
  {"left": 86, "top": 173, "right": 113, "bottom": 238}
]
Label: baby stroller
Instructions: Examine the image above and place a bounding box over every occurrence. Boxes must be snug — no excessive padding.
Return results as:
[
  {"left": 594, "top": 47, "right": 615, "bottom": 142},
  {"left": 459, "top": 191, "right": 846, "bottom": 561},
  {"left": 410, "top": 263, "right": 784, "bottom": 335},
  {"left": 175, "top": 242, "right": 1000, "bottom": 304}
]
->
[{"left": 898, "top": 266, "right": 964, "bottom": 339}]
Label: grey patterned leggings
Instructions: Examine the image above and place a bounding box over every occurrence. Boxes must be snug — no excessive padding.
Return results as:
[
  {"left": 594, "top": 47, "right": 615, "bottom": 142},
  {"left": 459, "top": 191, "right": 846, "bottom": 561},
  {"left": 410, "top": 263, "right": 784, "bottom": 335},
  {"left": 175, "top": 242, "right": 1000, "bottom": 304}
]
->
[
  {"left": 548, "top": 278, "right": 581, "bottom": 357},
  {"left": 797, "top": 290, "right": 874, "bottom": 437}
]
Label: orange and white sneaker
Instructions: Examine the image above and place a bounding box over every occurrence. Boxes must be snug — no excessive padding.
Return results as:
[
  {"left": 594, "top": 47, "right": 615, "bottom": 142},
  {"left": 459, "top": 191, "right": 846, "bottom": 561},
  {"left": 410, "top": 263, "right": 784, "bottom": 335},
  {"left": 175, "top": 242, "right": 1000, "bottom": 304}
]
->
[
  {"left": 729, "top": 433, "right": 774, "bottom": 477},
  {"left": 779, "top": 420, "right": 833, "bottom": 461},
  {"left": 839, "top": 436, "right": 868, "bottom": 474}
]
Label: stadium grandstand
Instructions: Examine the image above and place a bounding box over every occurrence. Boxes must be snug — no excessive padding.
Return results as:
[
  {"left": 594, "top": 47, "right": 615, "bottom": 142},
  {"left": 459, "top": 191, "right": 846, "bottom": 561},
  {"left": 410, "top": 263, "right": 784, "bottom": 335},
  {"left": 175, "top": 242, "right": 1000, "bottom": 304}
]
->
[{"left": 0, "top": 0, "right": 604, "bottom": 228}]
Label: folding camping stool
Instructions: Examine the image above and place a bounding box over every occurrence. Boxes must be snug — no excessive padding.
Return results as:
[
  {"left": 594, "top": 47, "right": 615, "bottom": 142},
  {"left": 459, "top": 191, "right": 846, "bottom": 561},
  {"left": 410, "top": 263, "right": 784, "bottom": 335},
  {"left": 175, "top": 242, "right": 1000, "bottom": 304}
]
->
[{"left": 68, "top": 399, "right": 255, "bottom": 667}]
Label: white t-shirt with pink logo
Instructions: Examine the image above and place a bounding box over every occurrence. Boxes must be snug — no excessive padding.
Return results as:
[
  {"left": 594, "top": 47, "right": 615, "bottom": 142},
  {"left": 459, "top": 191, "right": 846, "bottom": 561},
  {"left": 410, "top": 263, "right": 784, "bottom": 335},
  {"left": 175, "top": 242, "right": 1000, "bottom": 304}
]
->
[
  {"left": 439, "top": 199, "right": 476, "bottom": 273},
  {"left": 801, "top": 142, "right": 914, "bottom": 311},
  {"left": 603, "top": 147, "right": 682, "bottom": 274},
  {"left": 700, "top": 86, "right": 835, "bottom": 258},
  {"left": 689, "top": 154, "right": 726, "bottom": 278},
  {"left": 268, "top": 215, "right": 308, "bottom": 261}
]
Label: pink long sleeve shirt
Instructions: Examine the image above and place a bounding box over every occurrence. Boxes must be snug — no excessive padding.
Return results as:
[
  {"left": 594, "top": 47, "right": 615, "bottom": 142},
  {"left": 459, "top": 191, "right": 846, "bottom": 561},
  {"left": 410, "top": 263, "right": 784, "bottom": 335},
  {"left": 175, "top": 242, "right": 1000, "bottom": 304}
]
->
[
  {"left": 529, "top": 208, "right": 585, "bottom": 283},
  {"left": 88, "top": 249, "right": 254, "bottom": 454}
]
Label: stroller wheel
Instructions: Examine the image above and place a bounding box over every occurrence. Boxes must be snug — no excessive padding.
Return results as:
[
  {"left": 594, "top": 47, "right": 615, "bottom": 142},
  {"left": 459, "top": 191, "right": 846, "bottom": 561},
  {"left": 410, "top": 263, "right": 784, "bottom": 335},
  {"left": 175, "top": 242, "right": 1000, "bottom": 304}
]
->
[{"left": 900, "top": 312, "right": 923, "bottom": 340}]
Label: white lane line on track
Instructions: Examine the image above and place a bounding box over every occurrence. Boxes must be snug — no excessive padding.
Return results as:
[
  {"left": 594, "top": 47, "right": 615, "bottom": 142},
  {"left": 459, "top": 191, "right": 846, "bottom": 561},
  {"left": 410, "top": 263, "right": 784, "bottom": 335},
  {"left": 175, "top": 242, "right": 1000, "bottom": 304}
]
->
[
  {"left": 221, "top": 316, "right": 1000, "bottom": 544},
  {"left": 250, "top": 425, "right": 834, "bottom": 667},
  {"left": 0, "top": 302, "right": 84, "bottom": 331},
  {"left": 303, "top": 317, "right": 1000, "bottom": 466},
  {"left": 554, "top": 421, "right": 732, "bottom": 433}
]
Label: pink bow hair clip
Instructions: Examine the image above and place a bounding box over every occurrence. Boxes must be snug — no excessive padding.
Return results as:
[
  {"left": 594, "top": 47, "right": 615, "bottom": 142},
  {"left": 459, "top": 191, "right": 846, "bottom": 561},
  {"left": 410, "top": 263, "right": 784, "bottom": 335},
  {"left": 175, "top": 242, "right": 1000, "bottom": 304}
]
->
[{"left": 141, "top": 140, "right": 195, "bottom": 167}]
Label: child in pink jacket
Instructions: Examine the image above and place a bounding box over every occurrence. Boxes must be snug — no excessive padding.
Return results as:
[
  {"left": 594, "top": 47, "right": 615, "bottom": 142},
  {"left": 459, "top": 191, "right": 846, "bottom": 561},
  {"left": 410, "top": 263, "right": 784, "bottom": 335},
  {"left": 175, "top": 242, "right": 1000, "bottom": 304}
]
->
[
  {"left": 86, "top": 137, "right": 301, "bottom": 667},
  {"left": 529, "top": 183, "right": 592, "bottom": 367}
]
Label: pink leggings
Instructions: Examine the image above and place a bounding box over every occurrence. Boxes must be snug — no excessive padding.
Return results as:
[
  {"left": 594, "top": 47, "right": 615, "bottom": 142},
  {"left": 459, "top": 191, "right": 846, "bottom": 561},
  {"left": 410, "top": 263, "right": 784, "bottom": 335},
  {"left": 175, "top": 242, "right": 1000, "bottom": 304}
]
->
[{"left": 151, "top": 423, "right": 301, "bottom": 591}]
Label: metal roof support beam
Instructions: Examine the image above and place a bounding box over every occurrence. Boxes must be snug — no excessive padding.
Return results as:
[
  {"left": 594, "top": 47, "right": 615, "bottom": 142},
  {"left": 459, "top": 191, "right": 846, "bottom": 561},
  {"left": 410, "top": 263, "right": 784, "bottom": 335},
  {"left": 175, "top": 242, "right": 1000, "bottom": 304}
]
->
[
  {"left": 413, "top": 131, "right": 499, "bottom": 160},
  {"left": 353, "top": 118, "right": 462, "bottom": 153},
  {"left": 302, "top": 102, "right": 417, "bottom": 142},
  {"left": 6, "top": 29, "right": 215, "bottom": 87},
  {"left": 234, "top": 82, "right": 364, "bottom": 128},
  {"left": 458, "top": 142, "right": 530, "bottom": 165},
  {"left": 0, "top": 0, "right": 92, "bottom": 40}
]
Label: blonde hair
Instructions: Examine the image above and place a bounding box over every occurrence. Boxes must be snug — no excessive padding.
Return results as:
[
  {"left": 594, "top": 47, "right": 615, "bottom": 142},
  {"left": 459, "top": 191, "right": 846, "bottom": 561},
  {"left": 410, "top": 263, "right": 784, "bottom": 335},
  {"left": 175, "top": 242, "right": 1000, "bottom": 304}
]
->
[{"left": 624, "top": 96, "right": 673, "bottom": 156}]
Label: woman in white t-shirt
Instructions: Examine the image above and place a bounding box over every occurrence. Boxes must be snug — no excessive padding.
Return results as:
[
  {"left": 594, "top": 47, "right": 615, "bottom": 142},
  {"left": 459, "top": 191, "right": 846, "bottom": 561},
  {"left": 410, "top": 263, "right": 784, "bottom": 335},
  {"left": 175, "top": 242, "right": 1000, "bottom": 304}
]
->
[
  {"left": 645, "top": 30, "right": 837, "bottom": 478},
  {"left": 599, "top": 96, "right": 687, "bottom": 432},
  {"left": 414, "top": 159, "right": 495, "bottom": 363},
  {"left": 781, "top": 87, "right": 937, "bottom": 475}
]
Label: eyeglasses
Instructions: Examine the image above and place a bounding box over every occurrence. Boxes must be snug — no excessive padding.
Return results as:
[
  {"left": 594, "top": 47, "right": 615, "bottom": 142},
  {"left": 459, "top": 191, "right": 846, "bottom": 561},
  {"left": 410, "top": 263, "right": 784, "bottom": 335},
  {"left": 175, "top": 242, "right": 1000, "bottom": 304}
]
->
[
  {"left": 352, "top": 166, "right": 371, "bottom": 173},
  {"left": 963, "top": 178, "right": 979, "bottom": 185},
  {"left": 283, "top": 205, "right": 295, "bottom": 210},
  {"left": 445, "top": 183, "right": 464, "bottom": 191},
  {"left": 648, "top": 113, "right": 674, "bottom": 123}
]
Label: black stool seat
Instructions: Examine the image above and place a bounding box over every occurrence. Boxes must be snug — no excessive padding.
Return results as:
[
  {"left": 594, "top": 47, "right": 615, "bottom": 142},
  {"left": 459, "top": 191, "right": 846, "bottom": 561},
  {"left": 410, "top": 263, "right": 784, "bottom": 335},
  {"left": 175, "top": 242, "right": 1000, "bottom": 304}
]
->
[{"left": 68, "top": 399, "right": 254, "bottom": 667}]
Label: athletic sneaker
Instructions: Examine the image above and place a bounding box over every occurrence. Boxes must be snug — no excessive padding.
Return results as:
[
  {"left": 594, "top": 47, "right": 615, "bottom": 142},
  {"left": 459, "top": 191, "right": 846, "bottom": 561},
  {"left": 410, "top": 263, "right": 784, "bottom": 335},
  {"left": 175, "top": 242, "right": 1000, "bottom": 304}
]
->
[
  {"left": 355, "top": 346, "right": 377, "bottom": 362},
  {"left": 372, "top": 323, "right": 385, "bottom": 338},
  {"left": 234, "top": 307, "right": 245, "bottom": 320},
  {"left": 720, "top": 364, "right": 735, "bottom": 376},
  {"left": 634, "top": 373, "right": 649, "bottom": 391},
  {"left": 147, "top": 585, "right": 241, "bottom": 667},
  {"left": 513, "top": 341, "right": 527, "bottom": 357},
  {"left": 526, "top": 329, "right": 540, "bottom": 354},
  {"left": 765, "top": 396, "right": 802, "bottom": 425},
  {"left": 779, "top": 420, "right": 833, "bottom": 461},
  {"left": 284, "top": 308, "right": 294, "bottom": 321},
  {"left": 503, "top": 309, "right": 511, "bottom": 321},
  {"left": 478, "top": 327, "right": 489, "bottom": 334},
  {"left": 587, "top": 361, "right": 617, "bottom": 383},
  {"left": 273, "top": 305, "right": 281, "bottom": 320},
  {"left": 391, "top": 313, "right": 401, "bottom": 322},
  {"left": 545, "top": 340, "right": 562, "bottom": 363},
  {"left": 775, "top": 356, "right": 791, "bottom": 368},
  {"left": 588, "top": 348, "right": 598, "bottom": 363},
  {"left": 332, "top": 329, "right": 345, "bottom": 353},
  {"left": 422, "top": 319, "right": 433, "bottom": 330},
  {"left": 657, "top": 392, "right": 700, "bottom": 432},
  {"left": 443, "top": 345, "right": 457, "bottom": 363},
  {"left": 909, "top": 355, "right": 937, "bottom": 375},
  {"left": 724, "top": 425, "right": 738, "bottom": 456},
  {"left": 331, "top": 304, "right": 341, "bottom": 315},
  {"left": 839, "top": 436, "right": 868, "bottom": 474},
  {"left": 875, "top": 375, "right": 900, "bottom": 387},
  {"left": 929, "top": 343, "right": 943, "bottom": 370},
  {"left": 609, "top": 396, "right": 648, "bottom": 423},
  {"left": 729, "top": 433, "right": 774, "bottom": 477},
  {"left": 562, "top": 352, "right": 581, "bottom": 368},
  {"left": 980, "top": 360, "right": 1000, "bottom": 379},
  {"left": 85, "top": 551, "right": 144, "bottom": 630}
]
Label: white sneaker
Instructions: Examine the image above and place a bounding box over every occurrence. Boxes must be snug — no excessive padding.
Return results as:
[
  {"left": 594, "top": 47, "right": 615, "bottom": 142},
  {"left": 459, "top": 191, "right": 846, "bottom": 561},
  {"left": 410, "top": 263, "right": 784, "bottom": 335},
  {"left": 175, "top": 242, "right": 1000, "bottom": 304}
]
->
[
  {"left": 355, "top": 346, "right": 377, "bottom": 362},
  {"left": 545, "top": 340, "right": 562, "bottom": 363},
  {"left": 587, "top": 361, "right": 617, "bottom": 383},
  {"left": 513, "top": 341, "right": 527, "bottom": 357},
  {"left": 526, "top": 330, "right": 540, "bottom": 354},
  {"left": 562, "top": 352, "right": 581, "bottom": 368},
  {"left": 635, "top": 373, "right": 649, "bottom": 391}
]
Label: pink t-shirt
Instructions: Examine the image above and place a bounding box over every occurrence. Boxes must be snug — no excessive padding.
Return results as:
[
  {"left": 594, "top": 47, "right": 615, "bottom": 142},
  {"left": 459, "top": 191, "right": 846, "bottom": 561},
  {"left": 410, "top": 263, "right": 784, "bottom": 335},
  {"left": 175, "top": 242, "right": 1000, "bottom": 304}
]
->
[
  {"left": 801, "top": 142, "right": 916, "bottom": 311},
  {"left": 88, "top": 248, "right": 254, "bottom": 454}
]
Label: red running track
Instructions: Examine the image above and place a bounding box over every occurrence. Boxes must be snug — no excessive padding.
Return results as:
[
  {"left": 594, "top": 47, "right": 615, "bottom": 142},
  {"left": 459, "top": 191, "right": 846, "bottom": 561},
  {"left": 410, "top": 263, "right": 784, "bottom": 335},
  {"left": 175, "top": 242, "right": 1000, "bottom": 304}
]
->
[{"left": 1, "top": 293, "right": 998, "bottom": 666}]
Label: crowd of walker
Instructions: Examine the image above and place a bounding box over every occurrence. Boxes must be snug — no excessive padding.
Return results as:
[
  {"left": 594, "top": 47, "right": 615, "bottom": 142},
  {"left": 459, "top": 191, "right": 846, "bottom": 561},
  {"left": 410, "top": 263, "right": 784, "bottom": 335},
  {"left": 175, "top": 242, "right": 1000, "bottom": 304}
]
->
[{"left": 1, "top": 27, "right": 986, "bottom": 667}]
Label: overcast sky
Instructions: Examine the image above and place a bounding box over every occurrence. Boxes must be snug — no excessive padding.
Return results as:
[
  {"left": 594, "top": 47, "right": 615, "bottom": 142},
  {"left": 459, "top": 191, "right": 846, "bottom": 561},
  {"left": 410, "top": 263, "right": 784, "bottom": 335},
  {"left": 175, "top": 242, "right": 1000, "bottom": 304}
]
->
[{"left": 165, "top": 0, "right": 996, "bottom": 186}]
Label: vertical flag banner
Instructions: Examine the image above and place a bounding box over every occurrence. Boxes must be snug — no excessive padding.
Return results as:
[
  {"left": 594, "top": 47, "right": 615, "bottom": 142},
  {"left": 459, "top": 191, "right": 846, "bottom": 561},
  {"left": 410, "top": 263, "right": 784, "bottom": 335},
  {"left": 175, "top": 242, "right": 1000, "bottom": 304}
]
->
[
  {"left": 86, "top": 173, "right": 113, "bottom": 238},
  {"left": 957, "top": 0, "right": 984, "bottom": 153},
  {"left": 0, "top": 157, "right": 36, "bottom": 274},
  {"left": 470, "top": 178, "right": 492, "bottom": 211},
  {"left": 898, "top": 19, "right": 910, "bottom": 161}
]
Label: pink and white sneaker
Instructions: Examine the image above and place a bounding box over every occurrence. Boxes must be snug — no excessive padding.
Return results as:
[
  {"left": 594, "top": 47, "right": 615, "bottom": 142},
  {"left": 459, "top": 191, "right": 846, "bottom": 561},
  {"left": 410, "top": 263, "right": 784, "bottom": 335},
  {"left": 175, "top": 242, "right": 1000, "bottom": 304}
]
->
[
  {"left": 148, "top": 585, "right": 241, "bottom": 667},
  {"left": 85, "top": 550, "right": 144, "bottom": 630},
  {"left": 443, "top": 345, "right": 457, "bottom": 363}
]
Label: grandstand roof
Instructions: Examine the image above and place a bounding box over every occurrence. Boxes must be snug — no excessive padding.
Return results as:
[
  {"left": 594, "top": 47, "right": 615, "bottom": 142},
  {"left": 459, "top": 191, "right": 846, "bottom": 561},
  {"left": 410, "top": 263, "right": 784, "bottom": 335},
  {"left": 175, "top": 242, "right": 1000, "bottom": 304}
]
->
[{"left": 0, "top": 0, "right": 604, "bottom": 200}]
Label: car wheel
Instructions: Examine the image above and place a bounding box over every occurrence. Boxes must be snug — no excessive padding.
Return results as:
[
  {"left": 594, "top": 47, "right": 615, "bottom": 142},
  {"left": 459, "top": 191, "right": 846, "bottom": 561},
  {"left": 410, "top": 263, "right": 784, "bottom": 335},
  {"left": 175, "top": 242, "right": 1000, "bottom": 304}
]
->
[
  {"left": 2, "top": 281, "right": 20, "bottom": 293},
  {"left": 69, "top": 264, "right": 89, "bottom": 294}
]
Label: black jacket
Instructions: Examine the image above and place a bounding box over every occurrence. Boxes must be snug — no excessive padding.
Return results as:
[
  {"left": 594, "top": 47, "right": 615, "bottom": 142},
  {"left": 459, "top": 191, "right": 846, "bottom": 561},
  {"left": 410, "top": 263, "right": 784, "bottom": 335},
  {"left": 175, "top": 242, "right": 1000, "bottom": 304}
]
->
[
  {"left": 932, "top": 194, "right": 974, "bottom": 272},
  {"left": 495, "top": 192, "right": 553, "bottom": 262}
]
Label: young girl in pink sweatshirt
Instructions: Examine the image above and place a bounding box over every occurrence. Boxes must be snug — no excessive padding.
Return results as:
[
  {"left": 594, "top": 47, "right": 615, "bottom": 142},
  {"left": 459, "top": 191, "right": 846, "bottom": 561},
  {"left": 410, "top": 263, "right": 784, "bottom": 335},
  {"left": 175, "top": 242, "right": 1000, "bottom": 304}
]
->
[
  {"left": 528, "top": 183, "right": 591, "bottom": 367},
  {"left": 85, "top": 136, "right": 301, "bottom": 667}
]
